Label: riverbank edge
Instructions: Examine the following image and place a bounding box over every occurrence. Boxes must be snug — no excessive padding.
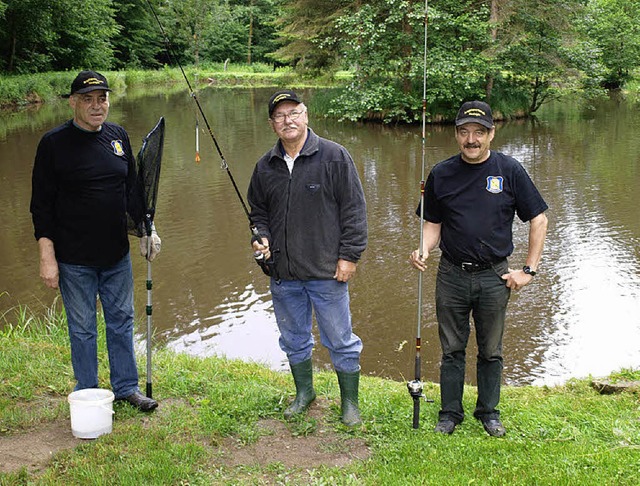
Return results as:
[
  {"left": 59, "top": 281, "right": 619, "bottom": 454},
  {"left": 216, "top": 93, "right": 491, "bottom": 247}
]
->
[
  {"left": 3, "top": 67, "right": 640, "bottom": 128},
  {"left": 1, "top": 306, "right": 639, "bottom": 484},
  {"left": 0, "top": 65, "right": 345, "bottom": 110}
]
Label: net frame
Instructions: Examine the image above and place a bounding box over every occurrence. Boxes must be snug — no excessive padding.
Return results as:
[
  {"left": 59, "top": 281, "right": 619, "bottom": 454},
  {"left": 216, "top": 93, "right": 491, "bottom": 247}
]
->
[{"left": 137, "top": 117, "right": 165, "bottom": 236}]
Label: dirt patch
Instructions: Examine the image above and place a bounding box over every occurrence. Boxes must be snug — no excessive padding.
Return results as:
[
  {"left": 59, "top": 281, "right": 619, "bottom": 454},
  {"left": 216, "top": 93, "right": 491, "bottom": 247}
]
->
[
  {"left": 0, "top": 397, "right": 370, "bottom": 477},
  {"left": 591, "top": 379, "right": 640, "bottom": 394},
  {"left": 218, "top": 398, "right": 371, "bottom": 469},
  {"left": 0, "top": 419, "right": 81, "bottom": 475}
]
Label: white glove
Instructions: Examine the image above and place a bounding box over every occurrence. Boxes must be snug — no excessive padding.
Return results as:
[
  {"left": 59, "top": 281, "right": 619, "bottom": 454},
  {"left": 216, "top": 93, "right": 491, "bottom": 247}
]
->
[{"left": 140, "top": 230, "right": 162, "bottom": 261}]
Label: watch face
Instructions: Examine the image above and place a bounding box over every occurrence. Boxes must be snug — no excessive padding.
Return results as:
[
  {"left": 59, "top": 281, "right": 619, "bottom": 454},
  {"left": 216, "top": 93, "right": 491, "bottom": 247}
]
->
[{"left": 523, "top": 266, "right": 536, "bottom": 276}]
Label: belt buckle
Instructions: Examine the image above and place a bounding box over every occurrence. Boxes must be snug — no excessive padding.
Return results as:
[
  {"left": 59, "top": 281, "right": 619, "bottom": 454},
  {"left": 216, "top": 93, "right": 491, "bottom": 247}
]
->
[{"left": 461, "top": 262, "right": 474, "bottom": 272}]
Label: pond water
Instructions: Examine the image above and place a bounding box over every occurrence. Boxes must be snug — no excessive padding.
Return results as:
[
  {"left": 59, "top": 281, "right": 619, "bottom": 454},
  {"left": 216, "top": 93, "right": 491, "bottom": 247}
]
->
[{"left": 1, "top": 87, "right": 639, "bottom": 386}]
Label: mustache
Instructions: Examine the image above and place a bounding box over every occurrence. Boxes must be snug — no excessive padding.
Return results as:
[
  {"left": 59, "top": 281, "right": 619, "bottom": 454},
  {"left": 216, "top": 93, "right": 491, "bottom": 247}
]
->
[{"left": 464, "top": 144, "right": 481, "bottom": 149}]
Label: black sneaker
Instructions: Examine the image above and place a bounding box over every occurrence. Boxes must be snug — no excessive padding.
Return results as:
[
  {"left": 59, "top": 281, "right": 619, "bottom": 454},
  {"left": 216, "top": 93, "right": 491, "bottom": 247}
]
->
[
  {"left": 119, "top": 391, "right": 158, "bottom": 412},
  {"left": 434, "top": 419, "right": 456, "bottom": 434},
  {"left": 481, "top": 418, "right": 506, "bottom": 437}
]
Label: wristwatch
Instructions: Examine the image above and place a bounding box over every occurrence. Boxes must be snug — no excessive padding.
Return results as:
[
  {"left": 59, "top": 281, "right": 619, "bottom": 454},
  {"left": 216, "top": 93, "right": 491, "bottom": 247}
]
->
[{"left": 522, "top": 266, "right": 537, "bottom": 277}]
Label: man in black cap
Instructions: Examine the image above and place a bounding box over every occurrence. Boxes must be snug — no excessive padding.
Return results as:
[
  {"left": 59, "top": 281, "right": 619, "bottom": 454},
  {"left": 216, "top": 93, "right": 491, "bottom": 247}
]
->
[
  {"left": 247, "top": 90, "right": 368, "bottom": 426},
  {"left": 409, "top": 100, "right": 548, "bottom": 437},
  {"left": 30, "top": 70, "right": 161, "bottom": 412}
]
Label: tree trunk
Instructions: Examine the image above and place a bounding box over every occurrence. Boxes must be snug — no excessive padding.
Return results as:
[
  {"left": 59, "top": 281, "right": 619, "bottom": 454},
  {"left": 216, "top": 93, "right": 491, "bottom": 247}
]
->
[
  {"left": 8, "top": 32, "right": 17, "bottom": 72},
  {"left": 402, "top": 13, "right": 413, "bottom": 94},
  {"left": 193, "top": 33, "right": 199, "bottom": 67},
  {"left": 529, "top": 76, "right": 540, "bottom": 114},
  {"left": 485, "top": 0, "right": 499, "bottom": 101},
  {"left": 247, "top": 6, "right": 254, "bottom": 65}
]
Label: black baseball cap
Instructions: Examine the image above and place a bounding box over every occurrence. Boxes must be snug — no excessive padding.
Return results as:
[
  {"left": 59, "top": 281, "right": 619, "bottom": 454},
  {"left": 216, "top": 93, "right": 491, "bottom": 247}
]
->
[
  {"left": 70, "top": 70, "right": 111, "bottom": 96},
  {"left": 268, "top": 90, "right": 302, "bottom": 117},
  {"left": 455, "top": 101, "right": 494, "bottom": 129}
]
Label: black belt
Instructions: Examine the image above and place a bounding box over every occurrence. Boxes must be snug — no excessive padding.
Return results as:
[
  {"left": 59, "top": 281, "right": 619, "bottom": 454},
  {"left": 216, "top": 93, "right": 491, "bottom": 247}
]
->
[{"left": 445, "top": 256, "right": 505, "bottom": 273}]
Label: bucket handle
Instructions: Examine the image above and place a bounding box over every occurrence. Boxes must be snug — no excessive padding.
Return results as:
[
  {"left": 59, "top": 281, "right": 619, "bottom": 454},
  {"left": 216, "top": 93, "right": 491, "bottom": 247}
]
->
[{"left": 98, "top": 404, "right": 115, "bottom": 415}]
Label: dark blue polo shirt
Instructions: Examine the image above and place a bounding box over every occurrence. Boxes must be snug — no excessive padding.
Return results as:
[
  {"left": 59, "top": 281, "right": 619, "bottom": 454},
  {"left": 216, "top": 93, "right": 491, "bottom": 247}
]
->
[{"left": 418, "top": 151, "right": 548, "bottom": 264}]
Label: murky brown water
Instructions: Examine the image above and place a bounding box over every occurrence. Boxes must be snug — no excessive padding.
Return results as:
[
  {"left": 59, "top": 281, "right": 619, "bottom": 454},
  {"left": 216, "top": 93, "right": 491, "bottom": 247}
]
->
[{"left": 1, "top": 88, "right": 639, "bottom": 386}]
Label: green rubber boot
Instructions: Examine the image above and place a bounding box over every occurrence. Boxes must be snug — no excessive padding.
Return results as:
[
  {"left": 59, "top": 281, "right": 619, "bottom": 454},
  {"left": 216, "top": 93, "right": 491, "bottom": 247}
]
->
[
  {"left": 283, "top": 359, "right": 316, "bottom": 419},
  {"left": 337, "top": 370, "right": 362, "bottom": 426}
]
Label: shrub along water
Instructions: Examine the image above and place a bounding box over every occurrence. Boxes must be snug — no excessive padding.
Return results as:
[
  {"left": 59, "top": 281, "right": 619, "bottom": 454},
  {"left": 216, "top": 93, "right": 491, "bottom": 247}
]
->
[{"left": 1, "top": 303, "right": 638, "bottom": 484}]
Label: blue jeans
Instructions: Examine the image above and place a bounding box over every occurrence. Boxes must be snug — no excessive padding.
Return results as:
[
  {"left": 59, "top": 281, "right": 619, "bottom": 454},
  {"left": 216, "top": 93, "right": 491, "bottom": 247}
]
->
[
  {"left": 270, "top": 279, "right": 362, "bottom": 373},
  {"left": 435, "top": 257, "right": 511, "bottom": 423},
  {"left": 58, "top": 253, "right": 140, "bottom": 399}
]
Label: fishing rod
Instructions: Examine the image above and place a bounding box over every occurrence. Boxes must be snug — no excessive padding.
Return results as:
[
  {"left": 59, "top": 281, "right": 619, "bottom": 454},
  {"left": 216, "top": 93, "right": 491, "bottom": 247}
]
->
[
  {"left": 145, "top": 0, "right": 275, "bottom": 277},
  {"left": 407, "top": 0, "right": 433, "bottom": 430}
]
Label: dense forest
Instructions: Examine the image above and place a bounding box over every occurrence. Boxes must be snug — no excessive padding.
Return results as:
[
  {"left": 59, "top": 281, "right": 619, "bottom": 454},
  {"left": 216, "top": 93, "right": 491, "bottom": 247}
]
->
[{"left": 1, "top": 0, "right": 639, "bottom": 121}]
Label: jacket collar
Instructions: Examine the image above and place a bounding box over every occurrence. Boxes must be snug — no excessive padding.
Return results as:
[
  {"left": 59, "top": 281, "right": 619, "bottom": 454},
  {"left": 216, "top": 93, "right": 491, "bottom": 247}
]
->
[{"left": 269, "top": 128, "right": 319, "bottom": 162}]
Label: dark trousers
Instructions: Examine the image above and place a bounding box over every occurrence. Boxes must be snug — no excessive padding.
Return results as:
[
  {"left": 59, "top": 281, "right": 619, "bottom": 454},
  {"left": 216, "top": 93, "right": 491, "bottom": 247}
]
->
[{"left": 435, "top": 257, "right": 511, "bottom": 423}]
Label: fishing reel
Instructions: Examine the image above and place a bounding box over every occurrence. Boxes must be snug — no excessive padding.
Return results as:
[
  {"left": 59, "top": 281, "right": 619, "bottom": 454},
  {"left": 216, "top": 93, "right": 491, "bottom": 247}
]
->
[
  {"left": 251, "top": 232, "right": 278, "bottom": 279},
  {"left": 407, "top": 379, "right": 424, "bottom": 400},
  {"left": 253, "top": 248, "right": 280, "bottom": 281},
  {"left": 254, "top": 251, "right": 272, "bottom": 276},
  {"left": 407, "top": 379, "right": 434, "bottom": 403}
]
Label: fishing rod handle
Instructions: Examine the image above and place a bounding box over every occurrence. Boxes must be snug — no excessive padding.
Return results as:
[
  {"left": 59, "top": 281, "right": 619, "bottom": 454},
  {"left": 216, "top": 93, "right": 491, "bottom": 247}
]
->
[
  {"left": 412, "top": 399, "right": 420, "bottom": 429},
  {"left": 254, "top": 249, "right": 274, "bottom": 277}
]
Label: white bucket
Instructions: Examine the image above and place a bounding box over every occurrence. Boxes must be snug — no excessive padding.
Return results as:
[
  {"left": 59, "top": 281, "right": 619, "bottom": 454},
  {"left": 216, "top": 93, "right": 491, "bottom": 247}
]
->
[{"left": 68, "top": 388, "right": 115, "bottom": 439}]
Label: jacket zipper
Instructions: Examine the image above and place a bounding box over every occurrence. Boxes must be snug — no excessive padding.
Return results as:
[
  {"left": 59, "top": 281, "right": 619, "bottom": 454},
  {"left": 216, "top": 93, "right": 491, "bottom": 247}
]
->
[{"left": 284, "top": 170, "right": 293, "bottom": 278}]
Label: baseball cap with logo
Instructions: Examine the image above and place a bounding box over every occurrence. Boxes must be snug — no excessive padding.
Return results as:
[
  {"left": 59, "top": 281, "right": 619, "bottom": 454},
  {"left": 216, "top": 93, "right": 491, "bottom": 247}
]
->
[
  {"left": 455, "top": 100, "right": 494, "bottom": 129},
  {"left": 69, "top": 70, "right": 112, "bottom": 96},
  {"left": 268, "top": 90, "right": 303, "bottom": 117}
]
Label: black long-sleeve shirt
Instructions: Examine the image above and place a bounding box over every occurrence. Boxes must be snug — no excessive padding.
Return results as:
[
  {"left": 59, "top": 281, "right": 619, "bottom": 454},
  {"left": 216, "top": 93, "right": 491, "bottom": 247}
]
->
[{"left": 31, "top": 120, "right": 142, "bottom": 267}]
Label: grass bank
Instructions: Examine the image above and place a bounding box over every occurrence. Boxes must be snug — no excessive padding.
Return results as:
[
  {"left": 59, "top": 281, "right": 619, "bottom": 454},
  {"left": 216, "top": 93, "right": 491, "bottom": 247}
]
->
[
  {"left": 0, "top": 63, "right": 350, "bottom": 109},
  {"left": 1, "top": 303, "right": 638, "bottom": 485}
]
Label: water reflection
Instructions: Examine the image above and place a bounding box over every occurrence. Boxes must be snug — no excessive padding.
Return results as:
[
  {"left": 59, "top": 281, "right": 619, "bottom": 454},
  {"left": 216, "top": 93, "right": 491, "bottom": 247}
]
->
[
  {"left": 1, "top": 90, "right": 639, "bottom": 387},
  {"left": 162, "top": 283, "right": 286, "bottom": 370},
  {"left": 530, "top": 177, "right": 640, "bottom": 385}
]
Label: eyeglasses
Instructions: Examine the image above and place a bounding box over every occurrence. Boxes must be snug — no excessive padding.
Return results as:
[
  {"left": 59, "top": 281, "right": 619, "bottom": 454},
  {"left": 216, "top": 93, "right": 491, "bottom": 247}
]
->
[
  {"left": 271, "top": 109, "right": 306, "bottom": 123},
  {"left": 77, "top": 93, "right": 109, "bottom": 105}
]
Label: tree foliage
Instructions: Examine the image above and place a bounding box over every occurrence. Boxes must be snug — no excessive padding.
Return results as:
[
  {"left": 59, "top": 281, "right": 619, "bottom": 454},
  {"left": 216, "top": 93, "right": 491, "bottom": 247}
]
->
[
  {"left": 483, "top": 0, "right": 588, "bottom": 113},
  {"left": 200, "top": 0, "right": 279, "bottom": 64},
  {"left": 0, "top": 0, "right": 280, "bottom": 73},
  {"left": 0, "top": 0, "right": 117, "bottom": 73},
  {"left": 319, "top": 0, "right": 590, "bottom": 122},
  {"left": 137, "top": 0, "right": 279, "bottom": 66},
  {"left": 112, "top": 0, "right": 164, "bottom": 69},
  {"left": 0, "top": 0, "right": 638, "bottom": 121},
  {"left": 583, "top": 0, "right": 640, "bottom": 89},
  {"left": 271, "top": 0, "right": 352, "bottom": 71}
]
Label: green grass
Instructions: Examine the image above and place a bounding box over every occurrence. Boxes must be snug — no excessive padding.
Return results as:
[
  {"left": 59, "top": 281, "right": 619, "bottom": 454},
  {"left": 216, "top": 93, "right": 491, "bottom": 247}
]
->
[
  {"left": 0, "top": 64, "right": 348, "bottom": 109},
  {"left": 1, "top": 304, "right": 638, "bottom": 485}
]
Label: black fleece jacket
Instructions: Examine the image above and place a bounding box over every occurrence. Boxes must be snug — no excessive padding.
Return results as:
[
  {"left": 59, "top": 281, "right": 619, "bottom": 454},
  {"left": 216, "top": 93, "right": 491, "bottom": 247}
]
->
[{"left": 247, "top": 129, "right": 367, "bottom": 281}]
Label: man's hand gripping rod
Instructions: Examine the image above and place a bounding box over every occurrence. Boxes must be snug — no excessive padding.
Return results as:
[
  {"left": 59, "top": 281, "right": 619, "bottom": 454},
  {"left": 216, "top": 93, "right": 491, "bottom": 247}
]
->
[{"left": 251, "top": 227, "right": 278, "bottom": 279}]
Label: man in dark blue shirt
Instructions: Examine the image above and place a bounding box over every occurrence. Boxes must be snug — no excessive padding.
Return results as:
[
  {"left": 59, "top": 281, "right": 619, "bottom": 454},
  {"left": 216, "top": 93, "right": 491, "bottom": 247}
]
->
[
  {"left": 410, "top": 101, "right": 548, "bottom": 437},
  {"left": 31, "top": 71, "right": 161, "bottom": 412}
]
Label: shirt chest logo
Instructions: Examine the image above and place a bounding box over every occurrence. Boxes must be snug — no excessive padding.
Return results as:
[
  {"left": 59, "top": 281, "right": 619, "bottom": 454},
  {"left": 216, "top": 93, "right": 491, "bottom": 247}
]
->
[
  {"left": 486, "top": 176, "right": 504, "bottom": 194},
  {"left": 111, "top": 140, "right": 125, "bottom": 156}
]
